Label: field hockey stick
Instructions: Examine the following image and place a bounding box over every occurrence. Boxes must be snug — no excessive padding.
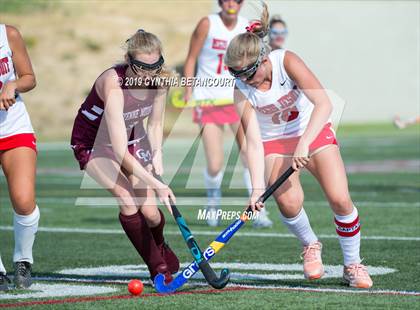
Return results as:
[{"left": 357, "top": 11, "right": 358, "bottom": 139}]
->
[
  {"left": 170, "top": 89, "right": 233, "bottom": 108},
  {"left": 154, "top": 174, "right": 230, "bottom": 289},
  {"left": 154, "top": 166, "right": 295, "bottom": 293}
]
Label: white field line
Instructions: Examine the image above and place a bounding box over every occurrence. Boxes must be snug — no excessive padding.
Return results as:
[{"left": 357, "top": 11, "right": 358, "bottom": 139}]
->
[
  {"left": 33, "top": 276, "right": 420, "bottom": 297},
  {"left": 0, "top": 283, "right": 117, "bottom": 300},
  {"left": 56, "top": 263, "right": 396, "bottom": 281},
  {"left": 0, "top": 225, "right": 418, "bottom": 241},
  {"left": 234, "top": 283, "right": 420, "bottom": 296},
  {"left": 3, "top": 162, "right": 418, "bottom": 179},
  {"left": 1, "top": 197, "right": 419, "bottom": 208},
  {"left": 74, "top": 198, "right": 420, "bottom": 208},
  {"left": 35, "top": 138, "right": 418, "bottom": 150}
]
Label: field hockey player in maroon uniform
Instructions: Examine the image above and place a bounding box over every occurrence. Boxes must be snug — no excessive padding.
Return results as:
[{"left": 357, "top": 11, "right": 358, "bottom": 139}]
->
[{"left": 71, "top": 29, "right": 179, "bottom": 283}]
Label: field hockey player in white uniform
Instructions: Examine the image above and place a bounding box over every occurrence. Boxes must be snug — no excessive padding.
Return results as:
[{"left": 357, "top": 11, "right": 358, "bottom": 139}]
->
[
  {"left": 184, "top": 0, "right": 272, "bottom": 227},
  {"left": 0, "top": 24, "right": 39, "bottom": 290},
  {"left": 224, "top": 3, "right": 373, "bottom": 288}
]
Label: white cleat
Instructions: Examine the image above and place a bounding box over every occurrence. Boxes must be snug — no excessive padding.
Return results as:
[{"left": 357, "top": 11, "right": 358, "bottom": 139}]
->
[
  {"left": 206, "top": 205, "right": 220, "bottom": 227},
  {"left": 253, "top": 208, "right": 273, "bottom": 228}
]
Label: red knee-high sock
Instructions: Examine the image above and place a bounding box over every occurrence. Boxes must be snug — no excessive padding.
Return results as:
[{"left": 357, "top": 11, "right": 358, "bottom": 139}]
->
[
  {"left": 119, "top": 212, "right": 166, "bottom": 277},
  {"left": 149, "top": 208, "right": 165, "bottom": 246}
]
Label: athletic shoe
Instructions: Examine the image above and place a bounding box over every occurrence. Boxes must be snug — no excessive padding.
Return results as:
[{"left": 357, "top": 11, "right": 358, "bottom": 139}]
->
[
  {"left": 343, "top": 263, "right": 373, "bottom": 288},
  {"left": 0, "top": 272, "right": 11, "bottom": 291},
  {"left": 253, "top": 208, "right": 273, "bottom": 228},
  {"left": 151, "top": 264, "right": 173, "bottom": 285},
  {"left": 206, "top": 205, "right": 220, "bottom": 227},
  {"left": 14, "top": 261, "right": 32, "bottom": 289},
  {"left": 301, "top": 241, "right": 324, "bottom": 280},
  {"left": 159, "top": 242, "right": 180, "bottom": 274}
]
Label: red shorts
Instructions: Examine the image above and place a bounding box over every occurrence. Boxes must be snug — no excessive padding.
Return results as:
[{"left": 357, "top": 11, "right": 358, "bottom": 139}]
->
[
  {"left": 72, "top": 137, "right": 153, "bottom": 170},
  {"left": 263, "top": 123, "right": 338, "bottom": 156},
  {"left": 193, "top": 104, "right": 240, "bottom": 125},
  {"left": 0, "top": 133, "right": 37, "bottom": 153}
]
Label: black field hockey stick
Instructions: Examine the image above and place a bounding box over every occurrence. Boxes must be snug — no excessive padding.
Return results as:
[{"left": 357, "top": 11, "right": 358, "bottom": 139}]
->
[
  {"left": 155, "top": 166, "right": 295, "bottom": 293},
  {"left": 257, "top": 166, "right": 295, "bottom": 204},
  {"left": 154, "top": 173, "right": 230, "bottom": 289}
]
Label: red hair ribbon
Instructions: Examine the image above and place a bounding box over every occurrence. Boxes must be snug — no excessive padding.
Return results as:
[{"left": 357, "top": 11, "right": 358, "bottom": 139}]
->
[{"left": 246, "top": 21, "right": 262, "bottom": 33}]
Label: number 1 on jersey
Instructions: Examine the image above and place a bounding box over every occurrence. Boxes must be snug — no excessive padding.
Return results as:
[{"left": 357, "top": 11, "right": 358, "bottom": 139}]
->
[{"left": 216, "top": 53, "right": 227, "bottom": 75}]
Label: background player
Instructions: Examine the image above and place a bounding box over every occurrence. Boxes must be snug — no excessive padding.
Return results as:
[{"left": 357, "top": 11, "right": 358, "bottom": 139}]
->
[
  {"left": 0, "top": 24, "right": 39, "bottom": 290},
  {"left": 393, "top": 115, "right": 420, "bottom": 129},
  {"left": 184, "top": 0, "right": 272, "bottom": 227},
  {"left": 70, "top": 29, "right": 179, "bottom": 283},
  {"left": 268, "top": 14, "right": 288, "bottom": 50},
  {"left": 225, "top": 4, "right": 373, "bottom": 288}
]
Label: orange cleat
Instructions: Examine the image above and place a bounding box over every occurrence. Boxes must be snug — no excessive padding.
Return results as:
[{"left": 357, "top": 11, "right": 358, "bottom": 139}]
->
[
  {"left": 343, "top": 263, "right": 373, "bottom": 288},
  {"left": 301, "top": 241, "right": 324, "bottom": 280},
  {"left": 301, "top": 241, "right": 325, "bottom": 280}
]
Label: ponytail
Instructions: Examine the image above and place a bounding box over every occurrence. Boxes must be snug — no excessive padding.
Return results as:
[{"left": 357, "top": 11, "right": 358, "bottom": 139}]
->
[
  {"left": 225, "top": 1, "right": 270, "bottom": 69},
  {"left": 246, "top": 2, "right": 269, "bottom": 39}
]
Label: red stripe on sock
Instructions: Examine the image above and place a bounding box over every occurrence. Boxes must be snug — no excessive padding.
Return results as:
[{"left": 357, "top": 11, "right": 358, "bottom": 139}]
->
[{"left": 334, "top": 216, "right": 359, "bottom": 228}]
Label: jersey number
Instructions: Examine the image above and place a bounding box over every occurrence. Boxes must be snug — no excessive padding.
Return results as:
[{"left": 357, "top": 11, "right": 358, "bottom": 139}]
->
[
  {"left": 216, "top": 54, "right": 227, "bottom": 74},
  {"left": 272, "top": 106, "right": 300, "bottom": 124}
]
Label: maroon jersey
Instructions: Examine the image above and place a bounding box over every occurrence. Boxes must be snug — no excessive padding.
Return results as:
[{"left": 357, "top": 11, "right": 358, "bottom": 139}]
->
[{"left": 71, "top": 64, "right": 157, "bottom": 148}]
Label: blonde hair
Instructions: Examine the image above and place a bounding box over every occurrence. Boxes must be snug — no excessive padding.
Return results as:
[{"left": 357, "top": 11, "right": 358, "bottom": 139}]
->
[
  {"left": 123, "top": 29, "right": 173, "bottom": 78},
  {"left": 125, "top": 29, "right": 162, "bottom": 58},
  {"left": 224, "top": 2, "right": 270, "bottom": 68}
]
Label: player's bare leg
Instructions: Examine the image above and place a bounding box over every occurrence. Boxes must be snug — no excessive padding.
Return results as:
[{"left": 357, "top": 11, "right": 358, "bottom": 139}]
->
[
  {"left": 230, "top": 121, "right": 272, "bottom": 228},
  {"left": 0, "top": 155, "right": 11, "bottom": 291},
  {"left": 306, "top": 145, "right": 373, "bottom": 288},
  {"left": 0, "top": 147, "right": 39, "bottom": 289},
  {"left": 86, "top": 158, "right": 171, "bottom": 281},
  {"left": 86, "top": 157, "right": 138, "bottom": 214},
  {"left": 202, "top": 123, "right": 224, "bottom": 226},
  {"left": 265, "top": 154, "right": 323, "bottom": 279},
  {"left": 129, "top": 172, "right": 179, "bottom": 274}
]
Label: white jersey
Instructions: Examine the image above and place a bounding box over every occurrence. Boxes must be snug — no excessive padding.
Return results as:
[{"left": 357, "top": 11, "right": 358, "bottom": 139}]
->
[
  {"left": 193, "top": 14, "right": 248, "bottom": 101},
  {"left": 0, "top": 24, "right": 34, "bottom": 139},
  {"left": 236, "top": 49, "right": 315, "bottom": 141}
]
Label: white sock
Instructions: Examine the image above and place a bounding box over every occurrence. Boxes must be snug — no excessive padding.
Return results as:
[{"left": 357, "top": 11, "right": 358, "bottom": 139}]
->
[
  {"left": 242, "top": 168, "right": 252, "bottom": 196},
  {"left": 334, "top": 206, "right": 361, "bottom": 266},
  {"left": 0, "top": 255, "right": 6, "bottom": 274},
  {"left": 204, "top": 169, "right": 223, "bottom": 207},
  {"left": 204, "top": 169, "right": 223, "bottom": 190},
  {"left": 13, "top": 205, "right": 40, "bottom": 264},
  {"left": 280, "top": 208, "right": 318, "bottom": 246}
]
